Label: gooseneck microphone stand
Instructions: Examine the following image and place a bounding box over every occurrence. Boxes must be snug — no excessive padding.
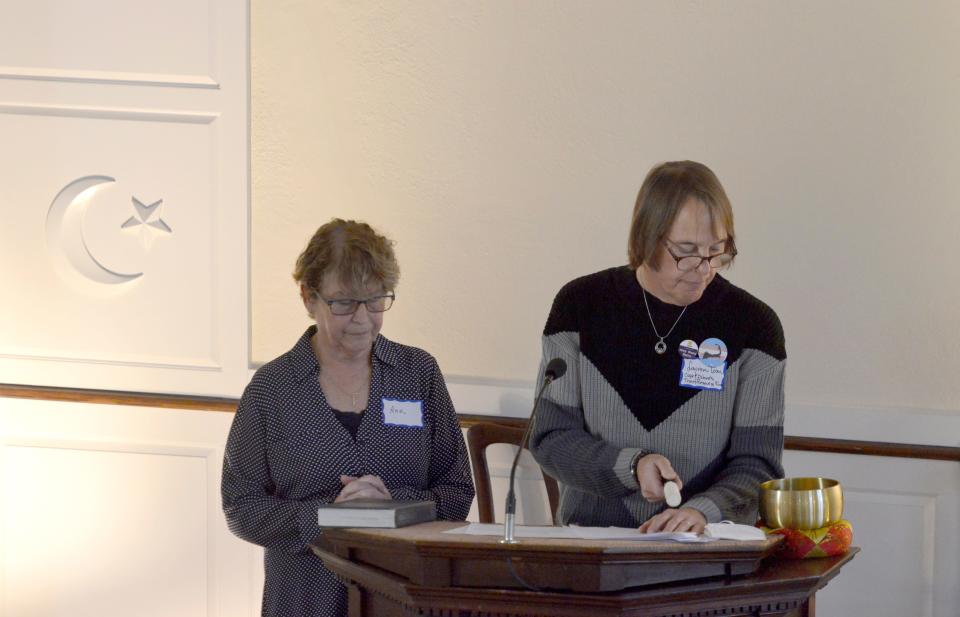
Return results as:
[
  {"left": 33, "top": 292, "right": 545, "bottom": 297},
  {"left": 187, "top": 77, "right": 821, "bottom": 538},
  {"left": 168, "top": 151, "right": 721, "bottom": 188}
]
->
[{"left": 501, "top": 358, "right": 566, "bottom": 544}]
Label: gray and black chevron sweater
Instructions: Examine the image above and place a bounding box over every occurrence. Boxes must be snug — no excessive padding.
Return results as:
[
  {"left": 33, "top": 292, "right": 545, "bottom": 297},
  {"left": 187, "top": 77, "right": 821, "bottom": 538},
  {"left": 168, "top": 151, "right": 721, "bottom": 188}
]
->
[{"left": 529, "top": 266, "right": 785, "bottom": 527}]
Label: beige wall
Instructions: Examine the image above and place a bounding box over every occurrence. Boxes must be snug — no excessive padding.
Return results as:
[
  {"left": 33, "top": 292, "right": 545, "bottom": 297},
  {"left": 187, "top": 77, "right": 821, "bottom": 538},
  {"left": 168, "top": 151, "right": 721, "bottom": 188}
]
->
[{"left": 251, "top": 1, "right": 960, "bottom": 414}]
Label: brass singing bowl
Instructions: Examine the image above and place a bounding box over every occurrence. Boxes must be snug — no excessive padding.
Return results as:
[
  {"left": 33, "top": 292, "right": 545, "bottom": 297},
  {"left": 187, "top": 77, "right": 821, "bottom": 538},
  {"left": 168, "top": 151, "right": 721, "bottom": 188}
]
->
[{"left": 759, "top": 477, "right": 843, "bottom": 530}]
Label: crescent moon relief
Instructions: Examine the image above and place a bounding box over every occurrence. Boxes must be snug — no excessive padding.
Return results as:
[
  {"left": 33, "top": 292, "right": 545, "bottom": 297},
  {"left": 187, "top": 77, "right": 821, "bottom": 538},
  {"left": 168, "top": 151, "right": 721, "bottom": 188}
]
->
[{"left": 46, "top": 176, "right": 143, "bottom": 285}]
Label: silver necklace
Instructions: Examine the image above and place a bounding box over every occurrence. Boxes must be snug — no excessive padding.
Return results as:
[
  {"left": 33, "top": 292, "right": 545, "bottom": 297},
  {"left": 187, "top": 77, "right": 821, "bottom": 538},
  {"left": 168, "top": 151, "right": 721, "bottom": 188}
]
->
[{"left": 641, "top": 287, "right": 687, "bottom": 354}]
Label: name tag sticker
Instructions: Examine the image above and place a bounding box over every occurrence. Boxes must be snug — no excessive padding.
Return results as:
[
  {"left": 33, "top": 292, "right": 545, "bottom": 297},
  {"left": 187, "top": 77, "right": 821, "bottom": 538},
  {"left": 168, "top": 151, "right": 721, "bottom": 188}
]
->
[
  {"left": 679, "top": 359, "right": 726, "bottom": 391},
  {"left": 381, "top": 398, "right": 424, "bottom": 427}
]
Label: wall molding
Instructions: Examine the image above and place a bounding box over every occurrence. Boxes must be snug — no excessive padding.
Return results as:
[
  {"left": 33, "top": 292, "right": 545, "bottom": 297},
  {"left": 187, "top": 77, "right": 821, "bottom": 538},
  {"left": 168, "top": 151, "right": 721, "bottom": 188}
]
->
[
  {"left": 0, "top": 102, "right": 219, "bottom": 123},
  {"left": 0, "top": 383, "right": 237, "bottom": 412},
  {"left": 0, "top": 350, "right": 223, "bottom": 372},
  {"left": 780, "top": 435, "right": 959, "bottom": 462},
  {"left": 0, "top": 66, "right": 219, "bottom": 88},
  {"left": 0, "top": 102, "right": 220, "bottom": 124},
  {"left": 2, "top": 383, "right": 957, "bottom": 462}
]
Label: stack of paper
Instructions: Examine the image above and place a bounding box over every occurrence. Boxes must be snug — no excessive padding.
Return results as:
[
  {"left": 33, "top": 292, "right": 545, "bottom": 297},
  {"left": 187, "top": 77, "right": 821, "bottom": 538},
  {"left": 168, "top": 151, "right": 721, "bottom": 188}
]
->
[{"left": 445, "top": 522, "right": 768, "bottom": 543}]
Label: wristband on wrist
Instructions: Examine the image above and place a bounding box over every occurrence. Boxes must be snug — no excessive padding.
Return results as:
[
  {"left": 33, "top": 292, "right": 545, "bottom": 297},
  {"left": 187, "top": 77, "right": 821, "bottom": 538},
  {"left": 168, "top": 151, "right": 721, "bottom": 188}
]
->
[{"left": 629, "top": 450, "right": 647, "bottom": 486}]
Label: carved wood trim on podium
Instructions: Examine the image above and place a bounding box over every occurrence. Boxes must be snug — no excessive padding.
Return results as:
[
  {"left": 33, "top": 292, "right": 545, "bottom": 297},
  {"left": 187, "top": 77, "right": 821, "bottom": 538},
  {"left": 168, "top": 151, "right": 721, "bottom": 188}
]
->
[{"left": 311, "top": 521, "right": 858, "bottom": 617}]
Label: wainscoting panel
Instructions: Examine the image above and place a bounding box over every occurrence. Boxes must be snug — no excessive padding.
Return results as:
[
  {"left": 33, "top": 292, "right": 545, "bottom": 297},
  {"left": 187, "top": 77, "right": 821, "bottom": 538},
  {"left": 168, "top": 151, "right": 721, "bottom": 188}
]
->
[
  {"left": 3, "top": 442, "right": 208, "bottom": 617},
  {"left": 0, "top": 398, "right": 259, "bottom": 617},
  {"left": 783, "top": 450, "right": 959, "bottom": 617}
]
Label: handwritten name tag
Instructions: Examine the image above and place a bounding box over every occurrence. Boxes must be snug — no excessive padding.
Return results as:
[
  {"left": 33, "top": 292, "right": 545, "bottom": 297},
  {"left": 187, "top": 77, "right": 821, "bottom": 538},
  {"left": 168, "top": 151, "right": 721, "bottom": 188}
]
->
[
  {"left": 381, "top": 398, "right": 424, "bottom": 427},
  {"left": 679, "top": 359, "right": 726, "bottom": 391}
]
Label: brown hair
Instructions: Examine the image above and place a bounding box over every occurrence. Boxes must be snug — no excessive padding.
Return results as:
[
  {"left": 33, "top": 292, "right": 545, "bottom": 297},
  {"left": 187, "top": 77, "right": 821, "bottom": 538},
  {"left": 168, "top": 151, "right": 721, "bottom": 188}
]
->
[
  {"left": 627, "top": 161, "right": 736, "bottom": 270},
  {"left": 293, "top": 218, "right": 399, "bottom": 294}
]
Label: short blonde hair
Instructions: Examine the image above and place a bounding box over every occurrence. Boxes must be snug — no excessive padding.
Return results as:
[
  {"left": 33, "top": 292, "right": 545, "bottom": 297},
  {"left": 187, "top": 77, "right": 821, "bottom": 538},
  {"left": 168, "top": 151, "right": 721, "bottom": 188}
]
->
[
  {"left": 293, "top": 218, "right": 399, "bottom": 294},
  {"left": 627, "top": 161, "right": 736, "bottom": 270}
]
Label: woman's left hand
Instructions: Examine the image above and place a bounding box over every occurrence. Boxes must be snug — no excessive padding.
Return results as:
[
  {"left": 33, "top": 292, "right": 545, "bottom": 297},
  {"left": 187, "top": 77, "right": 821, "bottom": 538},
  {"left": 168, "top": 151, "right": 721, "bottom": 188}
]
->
[
  {"left": 638, "top": 507, "right": 707, "bottom": 534},
  {"left": 335, "top": 474, "right": 391, "bottom": 502}
]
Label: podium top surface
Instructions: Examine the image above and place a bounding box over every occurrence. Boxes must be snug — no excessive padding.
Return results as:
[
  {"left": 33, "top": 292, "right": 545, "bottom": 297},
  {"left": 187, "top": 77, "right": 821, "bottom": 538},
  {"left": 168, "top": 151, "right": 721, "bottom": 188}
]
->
[{"left": 319, "top": 520, "right": 782, "bottom": 559}]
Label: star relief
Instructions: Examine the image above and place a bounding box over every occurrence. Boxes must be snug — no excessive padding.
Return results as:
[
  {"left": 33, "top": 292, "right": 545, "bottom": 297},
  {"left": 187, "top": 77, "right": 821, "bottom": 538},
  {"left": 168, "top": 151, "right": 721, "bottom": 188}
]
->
[{"left": 120, "top": 196, "right": 172, "bottom": 249}]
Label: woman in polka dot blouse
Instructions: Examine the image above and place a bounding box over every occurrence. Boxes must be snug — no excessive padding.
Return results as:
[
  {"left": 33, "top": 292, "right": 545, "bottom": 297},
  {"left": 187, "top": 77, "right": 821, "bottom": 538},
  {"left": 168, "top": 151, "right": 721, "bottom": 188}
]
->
[{"left": 222, "top": 218, "right": 475, "bottom": 617}]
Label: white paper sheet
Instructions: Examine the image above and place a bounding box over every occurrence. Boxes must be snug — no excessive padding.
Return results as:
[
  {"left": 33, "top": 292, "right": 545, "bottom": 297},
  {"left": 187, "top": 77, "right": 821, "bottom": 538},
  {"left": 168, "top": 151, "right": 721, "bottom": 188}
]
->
[{"left": 443, "top": 523, "right": 714, "bottom": 543}]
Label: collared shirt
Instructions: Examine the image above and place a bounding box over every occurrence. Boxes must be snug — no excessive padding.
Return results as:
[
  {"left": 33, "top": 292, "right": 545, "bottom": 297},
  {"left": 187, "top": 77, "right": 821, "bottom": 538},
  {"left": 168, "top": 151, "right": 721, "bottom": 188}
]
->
[{"left": 222, "top": 326, "right": 474, "bottom": 617}]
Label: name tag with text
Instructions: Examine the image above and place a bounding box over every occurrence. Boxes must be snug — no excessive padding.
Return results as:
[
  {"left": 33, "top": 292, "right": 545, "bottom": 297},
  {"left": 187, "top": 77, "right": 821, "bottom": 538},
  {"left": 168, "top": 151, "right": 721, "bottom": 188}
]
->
[
  {"left": 679, "top": 359, "right": 726, "bottom": 391},
  {"left": 381, "top": 398, "right": 424, "bottom": 427}
]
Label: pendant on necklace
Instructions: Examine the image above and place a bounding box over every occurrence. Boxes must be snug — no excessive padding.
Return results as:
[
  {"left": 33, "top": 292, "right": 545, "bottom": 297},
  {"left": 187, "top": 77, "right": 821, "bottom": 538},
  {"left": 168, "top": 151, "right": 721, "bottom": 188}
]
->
[{"left": 654, "top": 340, "right": 667, "bottom": 354}]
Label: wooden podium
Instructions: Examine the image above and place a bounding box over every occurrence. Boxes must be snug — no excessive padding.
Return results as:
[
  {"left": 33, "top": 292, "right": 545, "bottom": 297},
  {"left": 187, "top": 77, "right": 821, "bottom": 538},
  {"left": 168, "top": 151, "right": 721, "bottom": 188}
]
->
[{"left": 311, "top": 521, "right": 857, "bottom": 617}]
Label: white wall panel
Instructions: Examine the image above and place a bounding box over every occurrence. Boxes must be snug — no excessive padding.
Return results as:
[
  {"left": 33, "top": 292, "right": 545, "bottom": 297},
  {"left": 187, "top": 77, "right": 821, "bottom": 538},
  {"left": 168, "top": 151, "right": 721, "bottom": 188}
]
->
[
  {"left": 0, "top": 0, "right": 248, "bottom": 396},
  {"left": 3, "top": 443, "right": 208, "bottom": 617},
  {"left": 0, "top": 398, "right": 260, "bottom": 617},
  {"left": 0, "top": 0, "right": 216, "bottom": 86},
  {"left": 0, "top": 109, "right": 219, "bottom": 368}
]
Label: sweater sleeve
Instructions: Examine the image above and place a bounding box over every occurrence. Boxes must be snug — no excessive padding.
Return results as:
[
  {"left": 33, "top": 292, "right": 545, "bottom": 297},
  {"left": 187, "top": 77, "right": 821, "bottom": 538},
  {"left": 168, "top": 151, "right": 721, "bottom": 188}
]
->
[{"left": 529, "top": 285, "right": 640, "bottom": 498}]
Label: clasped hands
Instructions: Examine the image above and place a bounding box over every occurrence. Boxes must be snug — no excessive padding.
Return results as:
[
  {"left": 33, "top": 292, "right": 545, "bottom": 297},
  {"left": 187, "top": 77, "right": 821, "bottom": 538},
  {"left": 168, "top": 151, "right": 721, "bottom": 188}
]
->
[
  {"left": 634, "top": 453, "right": 706, "bottom": 534},
  {"left": 334, "top": 474, "right": 391, "bottom": 503}
]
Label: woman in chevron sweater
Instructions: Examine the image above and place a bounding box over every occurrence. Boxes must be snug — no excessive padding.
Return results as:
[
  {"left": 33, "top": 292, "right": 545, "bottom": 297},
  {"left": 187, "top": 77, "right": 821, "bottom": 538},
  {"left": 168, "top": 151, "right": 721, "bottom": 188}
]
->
[{"left": 529, "top": 160, "right": 785, "bottom": 534}]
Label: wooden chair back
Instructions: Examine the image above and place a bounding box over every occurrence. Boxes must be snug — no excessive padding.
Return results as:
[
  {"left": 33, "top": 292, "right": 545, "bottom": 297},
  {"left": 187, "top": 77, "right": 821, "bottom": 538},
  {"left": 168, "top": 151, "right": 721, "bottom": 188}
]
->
[{"left": 466, "top": 421, "right": 560, "bottom": 524}]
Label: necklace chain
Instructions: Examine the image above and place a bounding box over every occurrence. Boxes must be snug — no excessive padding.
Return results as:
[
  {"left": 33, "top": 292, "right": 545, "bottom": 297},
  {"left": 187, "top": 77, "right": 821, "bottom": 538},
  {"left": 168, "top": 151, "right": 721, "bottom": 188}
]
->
[
  {"left": 641, "top": 287, "right": 687, "bottom": 355},
  {"left": 320, "top": 367, "right": 369, "bottom": 409},
  {"left": 310, "top": 334, "right": 371, "bottom": 410}
]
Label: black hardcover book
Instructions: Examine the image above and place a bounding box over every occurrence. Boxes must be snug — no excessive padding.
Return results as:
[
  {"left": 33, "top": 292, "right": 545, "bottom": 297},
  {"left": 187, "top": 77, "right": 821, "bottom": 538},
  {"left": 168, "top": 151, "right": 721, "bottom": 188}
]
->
[{"left": 316, "top": 499, "right": 437, "bottom": 528}]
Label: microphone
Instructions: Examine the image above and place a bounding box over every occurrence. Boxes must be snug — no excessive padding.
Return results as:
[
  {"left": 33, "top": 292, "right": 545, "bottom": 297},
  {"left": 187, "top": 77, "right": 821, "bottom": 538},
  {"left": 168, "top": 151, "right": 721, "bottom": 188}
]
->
[{"left": 502, "top": 357, "right": 567, "bottom": 544}]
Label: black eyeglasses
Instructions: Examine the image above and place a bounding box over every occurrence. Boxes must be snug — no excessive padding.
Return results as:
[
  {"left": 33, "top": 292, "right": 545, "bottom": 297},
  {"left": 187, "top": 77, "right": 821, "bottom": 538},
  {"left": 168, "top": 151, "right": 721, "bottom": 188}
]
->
[
  {"left": 317, "top": 292, "right": 395, "bottom": 315},
  {"left": 663, "top": 239, "right": 737, "bottom": 272}
]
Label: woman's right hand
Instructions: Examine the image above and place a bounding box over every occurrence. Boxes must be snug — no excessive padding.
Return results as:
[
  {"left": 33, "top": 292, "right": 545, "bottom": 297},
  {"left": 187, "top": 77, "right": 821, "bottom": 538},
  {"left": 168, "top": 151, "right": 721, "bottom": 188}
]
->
[
  {"left": 635, "top": 454, "right": 682, "bottom": 502},
  {"left": 335, "top": 474, "right": 391, "bottom": 502}
]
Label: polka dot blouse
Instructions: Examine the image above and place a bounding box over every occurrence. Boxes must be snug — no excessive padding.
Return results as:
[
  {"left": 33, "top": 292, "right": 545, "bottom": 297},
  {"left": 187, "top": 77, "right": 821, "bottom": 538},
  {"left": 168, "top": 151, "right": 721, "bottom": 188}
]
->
[{"left": 221, "top": 326, "right": 475, "bottom": 616}]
